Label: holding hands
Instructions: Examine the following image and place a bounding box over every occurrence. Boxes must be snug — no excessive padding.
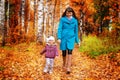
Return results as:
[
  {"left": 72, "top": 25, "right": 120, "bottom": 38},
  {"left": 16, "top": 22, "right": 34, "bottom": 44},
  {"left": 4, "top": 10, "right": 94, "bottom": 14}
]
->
[{"left": 57, "top": 39, "right": 61, "bottom": 43}]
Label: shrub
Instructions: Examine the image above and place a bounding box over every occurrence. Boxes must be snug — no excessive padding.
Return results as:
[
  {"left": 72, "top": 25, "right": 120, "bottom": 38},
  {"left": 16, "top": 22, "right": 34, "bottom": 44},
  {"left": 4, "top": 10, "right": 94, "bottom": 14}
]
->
[
  {"left": 79, "top": 35, "right": 103, "bottom": 58},
  {"left": 79, "top": 35, "right": 120, "bottom": 58}
]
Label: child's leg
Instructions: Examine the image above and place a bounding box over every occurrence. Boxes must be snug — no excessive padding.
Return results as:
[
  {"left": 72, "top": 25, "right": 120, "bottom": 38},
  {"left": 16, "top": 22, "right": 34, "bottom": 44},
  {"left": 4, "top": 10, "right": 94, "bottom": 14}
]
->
[
  {"left": 49, "top": 58, "right": 54, "bottom": 73},
  {"left": 43, "top": 58, "right": 50, "bottom": 73}
]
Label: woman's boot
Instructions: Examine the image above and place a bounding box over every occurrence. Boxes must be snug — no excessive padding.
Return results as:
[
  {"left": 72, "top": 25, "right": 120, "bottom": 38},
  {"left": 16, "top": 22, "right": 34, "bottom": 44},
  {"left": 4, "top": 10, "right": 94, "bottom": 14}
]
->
[
  {"left": 66, "top": 54, "right": 72, "bottom": 74},
  {"left": 63, "top": 56, "right": 67, "bottom": 70}
]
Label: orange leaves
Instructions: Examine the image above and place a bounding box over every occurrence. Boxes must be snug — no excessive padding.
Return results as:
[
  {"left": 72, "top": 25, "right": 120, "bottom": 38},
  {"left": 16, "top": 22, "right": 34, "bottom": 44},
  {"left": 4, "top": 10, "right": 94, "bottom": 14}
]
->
[
  {"left": 70, "top": 0, "right": 95, "bottom": 20},
  {"left": 71, "top": 0, "right": 79, "bottom": 2},
  {"left": 0, "top": 48, "right": 5, "bottom": 53},
  {"left": 3, "top": 69, "right": 11, "bottom": 76},
  {"left": 103, "top": 16, "right": 111, "bottom": 20},
  {"left": 0, "top": 43, "right": 120, "bottom": 79},
  {"left": 9, "top": 0, "right": 21, "bottom": 4}
]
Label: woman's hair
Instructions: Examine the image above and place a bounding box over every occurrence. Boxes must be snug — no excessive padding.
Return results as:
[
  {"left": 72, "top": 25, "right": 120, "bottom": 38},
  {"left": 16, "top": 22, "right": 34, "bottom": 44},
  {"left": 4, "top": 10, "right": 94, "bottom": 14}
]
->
[{"left": 62, "top": 7, "right": 77, "bottom": 19}]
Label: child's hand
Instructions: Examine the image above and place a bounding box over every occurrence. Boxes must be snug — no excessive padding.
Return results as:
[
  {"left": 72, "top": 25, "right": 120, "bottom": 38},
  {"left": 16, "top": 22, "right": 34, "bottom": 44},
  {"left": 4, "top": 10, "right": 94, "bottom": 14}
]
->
[{"left": 55, "top": 56, "right": 59, "bottom": 59}]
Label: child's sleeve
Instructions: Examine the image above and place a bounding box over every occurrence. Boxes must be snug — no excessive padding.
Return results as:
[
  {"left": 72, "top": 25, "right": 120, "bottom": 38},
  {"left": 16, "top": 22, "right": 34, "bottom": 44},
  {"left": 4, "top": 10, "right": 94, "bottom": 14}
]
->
[
  {"left": 55, "top": 46, "right": 58, "bottom": 56},
  {"left": 40, "top": 46, "right": 46, "bottom": 55}
]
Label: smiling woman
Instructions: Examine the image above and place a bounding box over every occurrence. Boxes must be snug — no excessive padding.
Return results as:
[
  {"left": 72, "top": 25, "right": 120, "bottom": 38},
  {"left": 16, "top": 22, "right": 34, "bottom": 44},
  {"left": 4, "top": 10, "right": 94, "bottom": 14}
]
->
[{"left": 57, "top": 7, "right": 80, "bottom": 74}]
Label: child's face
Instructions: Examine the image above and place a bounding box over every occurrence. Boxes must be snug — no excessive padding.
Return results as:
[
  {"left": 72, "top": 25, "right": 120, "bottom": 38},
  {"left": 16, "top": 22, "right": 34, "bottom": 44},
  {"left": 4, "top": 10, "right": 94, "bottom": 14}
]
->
[
  {"left": 48, "top": 40, "right": 54, "bottom": 45},
  {"left": 66, "top": 11, "right": 73, "bottom": 18}
]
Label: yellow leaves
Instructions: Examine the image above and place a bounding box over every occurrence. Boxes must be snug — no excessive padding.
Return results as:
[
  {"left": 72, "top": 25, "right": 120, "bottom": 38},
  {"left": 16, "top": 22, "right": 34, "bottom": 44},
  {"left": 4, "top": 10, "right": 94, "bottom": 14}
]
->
[{"left": 84, "top": 78, "right": 95, "bottom": 80}]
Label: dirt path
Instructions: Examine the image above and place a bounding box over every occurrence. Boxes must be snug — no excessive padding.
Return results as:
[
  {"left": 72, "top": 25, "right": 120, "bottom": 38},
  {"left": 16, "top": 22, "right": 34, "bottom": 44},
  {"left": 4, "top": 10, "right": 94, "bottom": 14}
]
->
[{"left": 0, "top": 43, "right": 120, "bottom": 80}]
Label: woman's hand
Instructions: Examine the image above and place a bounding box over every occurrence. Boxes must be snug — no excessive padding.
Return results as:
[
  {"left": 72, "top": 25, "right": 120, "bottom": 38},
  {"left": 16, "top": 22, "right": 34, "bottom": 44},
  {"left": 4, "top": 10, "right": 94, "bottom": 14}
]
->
[
  {"left": 57, "top": 39, "right": 61, "bottom": 43},
  {"left": 78, "top": 43, "right": 80, "bottom": 47}
]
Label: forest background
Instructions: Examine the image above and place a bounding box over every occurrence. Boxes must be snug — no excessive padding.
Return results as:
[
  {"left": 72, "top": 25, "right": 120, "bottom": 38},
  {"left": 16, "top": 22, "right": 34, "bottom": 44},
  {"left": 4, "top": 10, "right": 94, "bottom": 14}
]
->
[
  {"left": 0, "top": 0, "right": 120, "bottom": 46},
  {"left": 0, "top": 0, "right": 120, "bottom": 80}
]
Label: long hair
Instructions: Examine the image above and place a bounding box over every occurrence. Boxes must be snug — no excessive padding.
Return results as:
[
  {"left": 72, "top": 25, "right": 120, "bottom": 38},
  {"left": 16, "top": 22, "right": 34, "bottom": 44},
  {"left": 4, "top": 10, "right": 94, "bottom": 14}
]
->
[{"left": 62, "top": 7, "right": 77, "bottom": 19}]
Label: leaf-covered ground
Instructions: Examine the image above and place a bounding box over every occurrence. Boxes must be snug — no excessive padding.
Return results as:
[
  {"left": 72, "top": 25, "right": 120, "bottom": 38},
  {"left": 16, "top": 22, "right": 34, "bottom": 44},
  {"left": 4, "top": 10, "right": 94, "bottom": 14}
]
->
[{"left": 0, "top": 42, "right": 120, "bottom": 80}]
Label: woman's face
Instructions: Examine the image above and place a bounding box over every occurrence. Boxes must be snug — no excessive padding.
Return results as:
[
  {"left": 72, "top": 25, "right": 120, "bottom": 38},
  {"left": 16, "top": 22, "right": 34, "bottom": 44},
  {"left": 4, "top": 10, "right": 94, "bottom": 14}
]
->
[{"left": 66, "top": 11, "right": 73, "bottom": 18}]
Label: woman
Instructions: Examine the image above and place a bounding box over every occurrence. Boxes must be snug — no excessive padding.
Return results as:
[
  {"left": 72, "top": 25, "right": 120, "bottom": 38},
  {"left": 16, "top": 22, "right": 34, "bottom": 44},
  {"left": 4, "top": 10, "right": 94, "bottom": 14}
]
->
[{"left": 57, "top": 7, "right": 80, "bottom": 74}]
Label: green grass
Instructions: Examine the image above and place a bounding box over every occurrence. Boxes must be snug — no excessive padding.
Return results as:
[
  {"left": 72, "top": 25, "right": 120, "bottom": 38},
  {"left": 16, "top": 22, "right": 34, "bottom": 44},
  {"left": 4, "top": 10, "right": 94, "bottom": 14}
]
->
[
  {"left": 79, "top": 35, "right": 103, "bottom": 58},
  {"left": 79, "top": 35, "right": 120, "bottom": 58},
  {"left": 1, "top": 46, "right": 13, "bottom": 50}
]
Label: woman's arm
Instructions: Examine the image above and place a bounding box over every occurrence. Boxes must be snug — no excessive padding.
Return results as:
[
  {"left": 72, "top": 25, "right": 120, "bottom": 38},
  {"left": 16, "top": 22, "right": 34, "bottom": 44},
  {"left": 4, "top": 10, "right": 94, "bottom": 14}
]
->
[
  {"left": 75, "top": 20, "right": 80, "bottom": 44},
  {"left": 57, "top": 18, "right": 63, "bottom": 40},
  {"left": 55, "top": 46, "right": 59, "bottom": 56}
]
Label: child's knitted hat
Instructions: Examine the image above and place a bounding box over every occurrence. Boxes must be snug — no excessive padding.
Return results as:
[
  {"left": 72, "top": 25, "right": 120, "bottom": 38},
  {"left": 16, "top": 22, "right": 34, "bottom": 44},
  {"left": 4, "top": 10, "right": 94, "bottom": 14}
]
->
[{"left": 48, "top": 36, "right": 55, "bottom": 41}]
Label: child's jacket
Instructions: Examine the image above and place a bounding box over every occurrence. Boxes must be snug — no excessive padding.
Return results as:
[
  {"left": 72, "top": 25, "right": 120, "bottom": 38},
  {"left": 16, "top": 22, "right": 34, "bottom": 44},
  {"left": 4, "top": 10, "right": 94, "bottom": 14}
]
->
[{"left": 40, "top": 44, "right": 58, "bottom": 58}]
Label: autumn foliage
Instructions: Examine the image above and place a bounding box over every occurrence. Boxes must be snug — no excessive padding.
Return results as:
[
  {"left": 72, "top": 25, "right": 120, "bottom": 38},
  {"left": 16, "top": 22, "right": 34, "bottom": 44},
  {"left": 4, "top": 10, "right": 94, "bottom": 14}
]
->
[
  {"left": 0, "top": 0, "right": 119, "bottom": 45},
  {"left": 0, "top": 0, "right": 120, "bottom": 79},
  {"left": 0, "top": 43, "right": 120, "bottom": 79}
]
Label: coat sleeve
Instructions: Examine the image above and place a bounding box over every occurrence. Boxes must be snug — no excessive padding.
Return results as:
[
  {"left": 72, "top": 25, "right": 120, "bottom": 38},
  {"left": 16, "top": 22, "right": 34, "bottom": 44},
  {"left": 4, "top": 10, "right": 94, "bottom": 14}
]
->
[
  {"left": 40, "top": 46, "right": 47, "bottom": 54},
  {"left": 75, "top": 20, "right": 80, "bottom": 44},
  {"left": 57, "top": 18, "right": 63, "bottom": 40},
  {"left": 55, "top": 46, "right": 58, "bottom": 56}
]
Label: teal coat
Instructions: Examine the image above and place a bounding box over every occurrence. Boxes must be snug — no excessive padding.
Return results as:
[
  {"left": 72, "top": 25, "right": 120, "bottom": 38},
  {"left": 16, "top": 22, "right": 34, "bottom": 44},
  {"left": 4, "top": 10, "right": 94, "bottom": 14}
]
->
[{"left": 57, "top": 16, "right": 79, "bottom": 50}]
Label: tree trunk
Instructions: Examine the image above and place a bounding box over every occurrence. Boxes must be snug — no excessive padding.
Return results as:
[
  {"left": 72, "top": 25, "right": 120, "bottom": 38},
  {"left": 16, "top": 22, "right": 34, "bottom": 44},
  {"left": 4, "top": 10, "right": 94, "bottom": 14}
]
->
[
  {"left": 119, "top": 0, "right": 120, "bottom": 19},
  {"left": 37, "top": 0, "right": 44, "bottom": 44},
  {"left": 21, "top": 0, "right": 25, "bottom": 29},
  {"left": 9, "top": 1, "right": 20, "bottom": 44},
  {"left": 7, "top": 0, "right": 10, "bottom": 30},
  {"left": 52, "top": 0, "right": 57, "bottom": 36},
  {"left": 0, "top": 0, "right": 5, "bottom": 46},
  {"left": 34, "top": 0, "right": 37, "bottom": 29},
  {"left": 24, "top": 0, "right": 29, "bottom": 33}
]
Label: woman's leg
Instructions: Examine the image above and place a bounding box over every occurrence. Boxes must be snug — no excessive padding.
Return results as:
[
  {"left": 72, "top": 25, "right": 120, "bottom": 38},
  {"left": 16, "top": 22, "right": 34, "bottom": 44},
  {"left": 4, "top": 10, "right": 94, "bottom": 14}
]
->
[
  {"left": 62, "top": 50, "right": 67, "bottom": 69},
  {"left": 66, "top": 50, "right": 72, "bottom": 74}
]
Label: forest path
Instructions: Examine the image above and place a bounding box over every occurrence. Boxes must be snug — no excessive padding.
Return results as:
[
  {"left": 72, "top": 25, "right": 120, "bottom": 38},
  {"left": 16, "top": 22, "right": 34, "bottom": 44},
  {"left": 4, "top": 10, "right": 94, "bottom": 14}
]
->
[{"left": 0, "top": 43, "right": 120, "bottom": 80}]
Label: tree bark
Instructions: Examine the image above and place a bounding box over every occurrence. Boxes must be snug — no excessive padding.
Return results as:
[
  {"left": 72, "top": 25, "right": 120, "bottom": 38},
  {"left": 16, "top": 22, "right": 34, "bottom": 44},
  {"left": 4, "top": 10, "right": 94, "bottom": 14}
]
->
[
  {"left": 37, "top": 0, "right": 44, "bottom": 44},
  {"left": 0, "top": 0, "right": 5, "bottom": 46},
  {"left": 21, "top": 0, "right": 25, "bottom": 29}
]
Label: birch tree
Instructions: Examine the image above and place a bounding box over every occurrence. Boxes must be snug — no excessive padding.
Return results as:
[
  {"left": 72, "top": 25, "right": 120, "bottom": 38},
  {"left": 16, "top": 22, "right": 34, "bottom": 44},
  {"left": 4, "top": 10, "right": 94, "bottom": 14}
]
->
[
  {"left": 26, "top": 0, "right": 30, "bottom": 34},
  {"left": 52, "top": 0, "right": 57, "bottom": 36},
  {"left": 0, "top": 0, "right": 3, "bottom": 35},
  {"left": 21, "top": 0, "right": 25, "bottom": 29},
  {"left": 0, "top": 0, "right": 5, "bottom": 46},
  {"left": 37, "top": 0, "right": 44, "bottom": 43},
  {"left": 0, "top": 0, "right": 9, "bottom": 46},
  {"left": 6, "top": 0, "right": 10, "bottom": 31},
  {"left": 46, "top": 0, "right": 54, "bottom": 37},
  {"left": 47, "top": 0, "right": 57, "bottom": 36},
  {"left": 47, "top": 1, "right": 53, "bottom": 36},
  {"left": 34, "top": 0, "right": 37, "bottom": 28}
]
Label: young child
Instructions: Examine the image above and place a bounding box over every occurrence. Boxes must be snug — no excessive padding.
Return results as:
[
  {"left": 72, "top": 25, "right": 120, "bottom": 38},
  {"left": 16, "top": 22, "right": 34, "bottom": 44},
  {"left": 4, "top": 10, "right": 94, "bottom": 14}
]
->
[{"left": 40, "top": 36, "right": 58, "bottom": 74}]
